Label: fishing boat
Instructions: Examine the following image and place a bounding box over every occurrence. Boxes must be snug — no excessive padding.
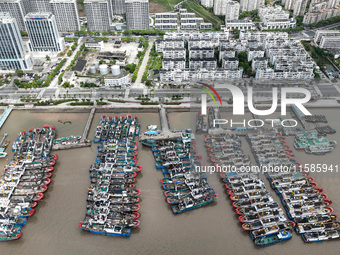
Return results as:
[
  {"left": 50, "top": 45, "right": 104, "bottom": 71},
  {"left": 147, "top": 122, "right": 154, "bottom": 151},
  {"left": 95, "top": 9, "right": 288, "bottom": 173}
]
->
[{"left": 254, "top": 230, "right": 292, "bottom": 246}]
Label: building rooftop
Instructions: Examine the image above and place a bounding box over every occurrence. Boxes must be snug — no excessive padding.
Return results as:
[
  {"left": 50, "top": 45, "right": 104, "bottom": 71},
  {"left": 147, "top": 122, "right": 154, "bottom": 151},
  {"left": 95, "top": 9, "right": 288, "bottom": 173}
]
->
[
  {"left": 73, "top": 59, "right": 87, "bottom": 72},
  {"left": 0, "top": 12, "right": 12, "bottom": 22},
  {"left": 25, "top": 12, "right": 53, "bottom": 19}
]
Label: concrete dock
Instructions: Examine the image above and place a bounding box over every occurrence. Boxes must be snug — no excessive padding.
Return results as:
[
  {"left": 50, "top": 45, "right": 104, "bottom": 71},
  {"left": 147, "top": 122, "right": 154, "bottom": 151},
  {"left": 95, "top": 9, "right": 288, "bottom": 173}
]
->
[
  {"left": 139, "top": 106, "right": 182, "bottom": 141},
  {"left": 52, "top": 106, "right": 96, "bottom": 151},
  {"left": 82, "top": 106, "right": 96, "bottom": 142}
]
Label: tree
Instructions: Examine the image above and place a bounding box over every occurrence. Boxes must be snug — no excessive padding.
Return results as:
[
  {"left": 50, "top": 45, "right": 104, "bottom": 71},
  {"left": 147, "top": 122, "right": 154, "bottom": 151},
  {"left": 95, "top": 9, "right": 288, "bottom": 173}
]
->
[
  {"left": 15, "top": 69, "right": 23, "bottom": 77},
  {"left": 46, "top": 55, "right": 51, "bottom": 61}
]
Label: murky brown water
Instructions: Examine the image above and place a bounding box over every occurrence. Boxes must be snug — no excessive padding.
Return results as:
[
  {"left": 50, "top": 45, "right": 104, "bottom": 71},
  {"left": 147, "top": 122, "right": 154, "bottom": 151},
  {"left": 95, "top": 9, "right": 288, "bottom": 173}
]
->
[{"left": 0, "top": 108, "right": 339, "bottom": 255}]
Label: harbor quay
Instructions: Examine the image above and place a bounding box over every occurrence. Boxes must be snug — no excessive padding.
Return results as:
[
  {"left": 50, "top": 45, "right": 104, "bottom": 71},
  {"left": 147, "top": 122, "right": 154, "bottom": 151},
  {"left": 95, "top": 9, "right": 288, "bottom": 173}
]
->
[{"left": 0, "top": 102, "right": 338, "bottom": 251}]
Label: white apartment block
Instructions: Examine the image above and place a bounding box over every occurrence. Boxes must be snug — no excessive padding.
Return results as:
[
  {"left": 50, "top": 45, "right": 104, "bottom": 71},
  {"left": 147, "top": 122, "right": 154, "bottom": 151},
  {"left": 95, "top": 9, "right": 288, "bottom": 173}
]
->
[
  {"left": 201, "top": 0, "right": 214, "bottom": 8},
  {"left": 24, "top": 12, "right": 65, "bottom": 52},
  {"left": 181, "top": 17, "right": 204, "bottom": 24},
  {"left": 189, "top": 47, "right": 214, "bottom": 59},
  {"left": 180, "top": 12, "right": 196, "bottom": 19},
  {"left": 303, "top": 5, "right": 340, "bottom": 24},
  {"left": 155, "top": 23, "right": 178, "bottom": 30},
  {"left": 319, "top": 36, "right": 340, "bottom": 49},
  {"left": 188, "top": 39, "right": 214, "bottom": 49},
  {"left": 224, "top": 20, "right": 256, "bottom": 31},
  {"left": 314, "top": 30, "right": 340, "bottom": 48},
  {"left": 0, "top": 0, "right": 26, "bottom": 31},
  {"left": 219, "top": 49, "right": 236, "bottom": 60},
  {"left": 240, "top": 0, "right": 265, "bottom": 12},
  {"left": 314, "top": 30, "right": 340, "bottom": 43},
  {"left": 163, "top": 58, "right": 186, "bottom": 70},
  {"left": 222, "top": 57, "right": 239, "bottom": 70},
  {"left": 155, "top": 23, "right": 177, "bottom": 30},
  {"left": 156, "top": 13, "right": 178, "bottom": 19},
  {"left": 84, "top": 0, "right": 111, "bottom": 32},
  {"left": 0, "top": 12, "right": 33, "bottom": 70},
  {"left": 29, "top": 0, "right": 52, "bottom": 13},
  {"left": 259, "top": 5, "right": 296, "bottom": 30},
  {"left": 163, "top": 32, "right": 229, "bottom": 42},
  {"left": 259, "top": 5, "right": 290, "bottom": 20},
  {"left": 160, "top": 68, "right": 243, "bottom": 83},
  {"left": 251, "top": 57, "right": 268, "bottom": 71},
  {"left": 50, "top": 0, "right": 80, "bottom": 32},
  {"left": 256, "top": 68, "right": 314, "bottom": 79},
  {"left": 327, "top": 0, "right": 339, "bottom": 8},
  {"left": 154, "top": 13, "right": 178, "bottom": 30},
  {"left": 247, "top": 47, "right": 265, "bottom": 61},
  {"left": 125, "top": 0, "right": 149, "bottom": 30},
  {"left": 163, "top": 48, "right": 186, "bottom": 59},
  {"left": 284, "top": 0, "right": 307, "bottom": 16},
  {"left": 213, "top": 0, "right": 228, "bottom": 15},
  {"left": 181, "top": 23, "right": 197, "bottom": 30},
  {"left": 110, "top": 0, "right": 125, "bottom": 15},
  {"left": 200, "top": 23, "right": 212, "bottom": 30},
  {"left": 293, "top": 0, "right": 308, "bottom": 16},
  {"left": 155, "top": 39, "right": 184, "bottom": 52},
  {"left": 21, "top": 0, "right": 30, "bottom": 13},
  {"left": 225, "top": 1, "right": 240, "bottom": 21},
  {"left": 189, "top": 58, "right": 217, "bottom": 69},
  {"left": 240, "top": 31, "right": 289, "bottom": 41}
]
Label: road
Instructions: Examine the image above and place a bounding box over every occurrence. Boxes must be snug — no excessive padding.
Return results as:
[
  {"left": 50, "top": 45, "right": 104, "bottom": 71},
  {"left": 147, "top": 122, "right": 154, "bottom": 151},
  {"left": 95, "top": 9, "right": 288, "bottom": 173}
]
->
[
  {"left": 133, "top": 38, "right": 155, "bottom": 88},
  {"left": 289, "top": 22, "right": 340, "bottom": 40},
  {"left": 49, "top": 37, "right": 83, "bottom": 89}
]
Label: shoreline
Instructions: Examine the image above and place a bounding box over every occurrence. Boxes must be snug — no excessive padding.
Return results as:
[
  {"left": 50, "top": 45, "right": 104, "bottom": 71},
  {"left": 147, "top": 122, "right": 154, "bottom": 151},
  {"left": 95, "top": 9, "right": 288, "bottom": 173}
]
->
[{"left": 0, "top": 101, "right": 339, "bottom": 114}]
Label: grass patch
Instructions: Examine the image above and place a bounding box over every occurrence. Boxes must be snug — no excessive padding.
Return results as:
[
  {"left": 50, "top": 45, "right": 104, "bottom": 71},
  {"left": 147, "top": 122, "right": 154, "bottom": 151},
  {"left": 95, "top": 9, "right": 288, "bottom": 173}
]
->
[
  {"left": 150, "top": 0, "right": 183, "bottom": 11},
  {"left": 70, "top": 102, "right": 94, "bottom": 106},
  {"left": 182, "top": 0, "right": 223, "bottom": 28},
  {"left": 108, "top": 99, "right": 126, "bottom": 103},
  {"left": 140, "top": 102, "right": 159, "bottom": 105},
  {"left": 164, "top": 102, "right": 181, "bottom": 105}
]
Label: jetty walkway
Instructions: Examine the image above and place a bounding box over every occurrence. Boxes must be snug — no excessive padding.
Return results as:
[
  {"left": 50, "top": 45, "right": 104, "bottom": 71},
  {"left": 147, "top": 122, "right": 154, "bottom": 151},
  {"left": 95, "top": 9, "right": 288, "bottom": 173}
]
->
[
  {"left": 52, "top": 105, "right": 96, "bottom": 150},
  {"left": 0, "top": 106, "right": 12, "bottom": 129},
  {"left": 139, "top": 106, "right": 182, "bottom": 141}
]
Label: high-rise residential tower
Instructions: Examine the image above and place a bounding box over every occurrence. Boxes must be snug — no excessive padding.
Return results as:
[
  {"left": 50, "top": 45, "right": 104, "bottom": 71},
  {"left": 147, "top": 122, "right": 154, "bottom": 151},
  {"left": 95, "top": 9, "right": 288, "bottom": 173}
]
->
[
  {"left": 125, "top": 0, "right": 149, "bottom": 30},
  {"left": 29, "top": 0, "right": 52, "bottom": 13},
  {"left": 84, "top": 0, "right": 111, "bottom": 31},
  {"left": 50, "top": 0, "right": 80, "bottom": 32},
  {"left": 110, "top": 0, "right": 125, "bottom": 14},
  {"left": 24, "top": 12, "right": 65, "bottom": 52},
  {"left": 240, "top": 0, "right": 265, "bottom": 11},
  {"left": 0, "top": 0, "right": 26, "bottom": 31},
  {"left": 0, "top": 12, "right": 33, "bottom": 70}
]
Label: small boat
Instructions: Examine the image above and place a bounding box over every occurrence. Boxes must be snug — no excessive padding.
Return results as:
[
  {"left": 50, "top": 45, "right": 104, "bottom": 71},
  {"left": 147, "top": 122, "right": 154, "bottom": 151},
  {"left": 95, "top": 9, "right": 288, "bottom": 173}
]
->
[{"left": 254, "top": 230, "right": 292, "bottom": 246}]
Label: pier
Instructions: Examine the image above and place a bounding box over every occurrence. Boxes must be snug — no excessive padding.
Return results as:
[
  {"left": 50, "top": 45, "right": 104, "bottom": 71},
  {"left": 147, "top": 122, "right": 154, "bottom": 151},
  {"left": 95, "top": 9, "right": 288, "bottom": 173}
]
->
[
  {"left": 0, "top": 133, "right": 7, "bottom": 146},
  {"left": 52, "top": 106, "right": 96, "bottom": 150},
  {"left": 0, "top": 106, "right": 12, "bottom": 129},
  {"left": 291, "top": 105, "right": 311, "bottom": 130},
  {"left": 139, "top": 106, "right": 182, "bottom": 141},
  {"left": 82, "top": 106, "right": 96, "bottom": 142}
]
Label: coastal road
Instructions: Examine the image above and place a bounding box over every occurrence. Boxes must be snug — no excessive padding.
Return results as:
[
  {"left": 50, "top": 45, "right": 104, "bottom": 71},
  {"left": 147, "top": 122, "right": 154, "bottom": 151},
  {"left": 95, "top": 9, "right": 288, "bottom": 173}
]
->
[{"left": 1, "top": 81, "right": 340, "bottom": 103}]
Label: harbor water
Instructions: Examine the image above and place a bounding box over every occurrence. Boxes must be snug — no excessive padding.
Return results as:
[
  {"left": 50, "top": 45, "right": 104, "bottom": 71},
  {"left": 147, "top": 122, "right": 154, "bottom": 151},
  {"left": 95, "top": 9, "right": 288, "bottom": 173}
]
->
[{"left": 0, "top": 108, "right": 339, "bottom": 254}]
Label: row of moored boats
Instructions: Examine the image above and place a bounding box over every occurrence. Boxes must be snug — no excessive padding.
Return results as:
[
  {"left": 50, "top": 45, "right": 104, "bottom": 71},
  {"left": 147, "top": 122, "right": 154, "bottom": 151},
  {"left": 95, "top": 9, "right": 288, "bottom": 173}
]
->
[
  {"left": 205, "top": 133, "right": 294, "bottom": 246},
  {"left": 148, "top": 133, "right": 217, "bottom": 214},
  {"left": 79, "top": 115, "right": 141, "bottom": 237},
  {"left": 247, "top": 131, "right": 340, "bottom": 242},
  {"left": 1, "top": 126, "right": 57, "bottom": 241}
]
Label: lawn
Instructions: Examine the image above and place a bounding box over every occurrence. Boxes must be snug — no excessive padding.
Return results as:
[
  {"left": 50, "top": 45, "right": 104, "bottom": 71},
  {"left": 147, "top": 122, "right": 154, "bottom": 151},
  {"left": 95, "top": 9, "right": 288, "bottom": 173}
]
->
[
  {"left": 150, "top": 0, "right": 183, "bottom": 11},
  {"left": 182, "top": 0, "right": 223, "bottom": 28}
]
